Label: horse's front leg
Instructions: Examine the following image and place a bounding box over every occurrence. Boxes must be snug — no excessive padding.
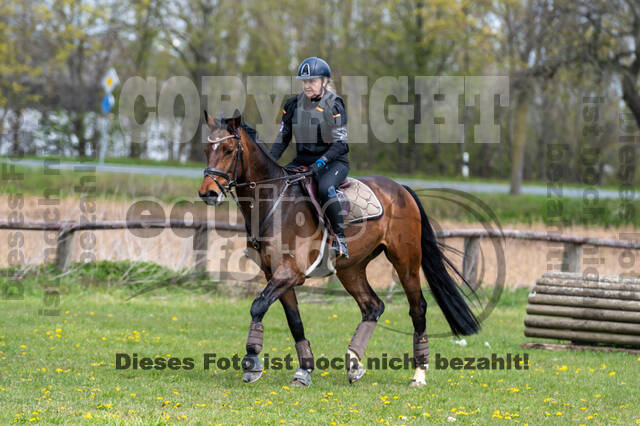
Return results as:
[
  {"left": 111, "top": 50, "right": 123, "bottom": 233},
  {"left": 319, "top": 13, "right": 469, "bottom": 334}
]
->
[
  {"left": 242, "top": 265, "right": 304, "bottom": 384},
  {"left": 280, "top": 288, "right": 315, "bottom": 386}
]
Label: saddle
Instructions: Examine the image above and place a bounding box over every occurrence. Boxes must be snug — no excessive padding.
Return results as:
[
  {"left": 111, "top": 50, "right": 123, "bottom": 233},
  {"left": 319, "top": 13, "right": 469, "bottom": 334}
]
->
[{"left": 300, "top": 176, "right": 384, "bottom": 231}]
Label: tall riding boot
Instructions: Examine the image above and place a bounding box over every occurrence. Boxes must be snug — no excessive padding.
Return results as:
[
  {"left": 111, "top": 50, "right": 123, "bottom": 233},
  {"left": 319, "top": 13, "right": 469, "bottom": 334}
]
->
[{"left": 324, "top": 194, "right": 349, "bottom": 259}]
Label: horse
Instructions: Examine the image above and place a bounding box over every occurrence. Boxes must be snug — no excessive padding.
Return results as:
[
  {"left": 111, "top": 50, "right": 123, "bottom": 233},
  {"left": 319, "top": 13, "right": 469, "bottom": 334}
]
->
[{"left": 197, "top": 111, "right": 479, "bottom": 387}]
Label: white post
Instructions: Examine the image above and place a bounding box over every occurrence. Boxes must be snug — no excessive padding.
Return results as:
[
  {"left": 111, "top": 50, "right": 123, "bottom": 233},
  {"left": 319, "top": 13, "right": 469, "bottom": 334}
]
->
[
  {"left": 99, "top": 116, "right": 108, "bottom": 165},
  {"left": 462, "top": 151, "right": 469, "bottom": 178}
]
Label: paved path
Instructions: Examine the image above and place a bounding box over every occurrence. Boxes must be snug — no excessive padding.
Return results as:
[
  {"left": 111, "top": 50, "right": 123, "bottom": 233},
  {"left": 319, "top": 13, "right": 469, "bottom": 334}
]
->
[{"left": 9, "top": 159, "right": 622, "bottom": 199}]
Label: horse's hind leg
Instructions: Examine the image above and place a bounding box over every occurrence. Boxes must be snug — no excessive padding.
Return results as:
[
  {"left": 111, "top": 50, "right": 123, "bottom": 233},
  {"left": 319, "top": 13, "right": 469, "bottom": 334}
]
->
[
  {"left": 279, "top": 288, "right": 314, "bottom": 386},
  {"left": 385, "top": 245, "right": 429, "bottom": 387},
  {"left": 337, "top": 262, "right": 385, "bottom": 384}
]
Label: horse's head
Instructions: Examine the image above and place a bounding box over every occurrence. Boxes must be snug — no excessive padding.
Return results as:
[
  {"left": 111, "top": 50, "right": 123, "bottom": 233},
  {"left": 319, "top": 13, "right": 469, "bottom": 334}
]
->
[{"left": 198, "top": 110, "right": 244, "bottom": 206}]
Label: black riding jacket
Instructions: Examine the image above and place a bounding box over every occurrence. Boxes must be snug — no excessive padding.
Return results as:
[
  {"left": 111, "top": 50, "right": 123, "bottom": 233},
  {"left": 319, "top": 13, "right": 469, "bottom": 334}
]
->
[{"left": 270, "top": 92, "right": 349, "bottom": 166}]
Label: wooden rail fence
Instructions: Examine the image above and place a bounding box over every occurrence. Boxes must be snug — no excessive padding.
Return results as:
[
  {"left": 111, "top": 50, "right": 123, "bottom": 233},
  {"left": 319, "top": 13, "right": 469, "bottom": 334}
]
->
[{"left": 2, "top": 222, "right": 640, "bottom": 284}]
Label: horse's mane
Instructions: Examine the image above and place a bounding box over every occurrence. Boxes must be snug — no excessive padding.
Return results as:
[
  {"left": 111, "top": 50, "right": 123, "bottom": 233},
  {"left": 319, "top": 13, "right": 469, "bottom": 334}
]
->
[
  {"left": 239, "top": 123, "right": 303, "bottom": 176},
  {"left": 212, "top": 116, "right": 292, "bottom": 175},
  {"left": 239, "top": 124, "right": 283, "bottom": 168}
]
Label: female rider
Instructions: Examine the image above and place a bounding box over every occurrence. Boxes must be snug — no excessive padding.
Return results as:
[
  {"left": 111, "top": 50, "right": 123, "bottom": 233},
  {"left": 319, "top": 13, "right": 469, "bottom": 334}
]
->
[{"left": 270, "top": 57, "right": 350, "bottom": 259}]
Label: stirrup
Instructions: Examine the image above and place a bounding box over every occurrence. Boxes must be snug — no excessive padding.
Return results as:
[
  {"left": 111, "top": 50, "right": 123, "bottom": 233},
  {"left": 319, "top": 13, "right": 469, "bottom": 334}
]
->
[{"left": 331, "top": 236, "right": 349, "bottom": 259}]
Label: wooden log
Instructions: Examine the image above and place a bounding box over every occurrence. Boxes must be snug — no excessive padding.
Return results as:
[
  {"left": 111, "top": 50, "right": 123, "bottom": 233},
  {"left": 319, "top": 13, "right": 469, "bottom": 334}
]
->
[
  {"left": 541, "top": 272, "right": 640, "bottom": 285},
  {"left": 524, "top": 326, "right": 640, "bottom": 346},
  {"left": 561, "top": 243, "right": 582, "bottom": 272},
  {"left": 386, "top": 280, "right": 397, "bottom": 302},
  {"left": 192, "top": 226, "right": 208, "bottom": 271},
  {"left": 532, "top": 285, "right": 640, "bottom": 301},
  {"left": 528, "top": 293, "right": 640, "bottom": 312},
  {"left": 526, "top": 304, "right": 640, "bottom": 323},
  {"left": 0, "top": 220, "right": 245, "bottom": 233},
  {"left": 521, "top": 342, "right": 640, "bottom": 355},
  {"left": 386, "top": 269, "right": 400, "bottom": 302},
  {"left": 462, "top": 237, "right": 481, "bottom": 290},
  {"left": 435, "top": 229, "right": 640, "bottom": 249},
  {"left": 524, "top": 315, "right": 640, "bottom": 335},
  {"left": 55, "top": 228, "right": 75, "bottom": 271},
  {"left": 536, "top": 277, "right": 640, "bottom": 293}
]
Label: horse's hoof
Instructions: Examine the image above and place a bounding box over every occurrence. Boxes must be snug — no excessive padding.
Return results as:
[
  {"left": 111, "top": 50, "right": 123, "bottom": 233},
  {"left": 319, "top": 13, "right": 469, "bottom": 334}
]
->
[
  {"left": 242, "top": 370, "right": 263, "bottom": 383},
  {"left": 347, "top": 366, "right": 366, "bottom": 384},
  {"left": 291, "top": 368, "right": 312, "bottom": 387},
  {"left": 241, "top": 354, "right": 263, "bottom": 384},
  {"left": 410, "top": 378, "right": 426, "bottom": 387}
]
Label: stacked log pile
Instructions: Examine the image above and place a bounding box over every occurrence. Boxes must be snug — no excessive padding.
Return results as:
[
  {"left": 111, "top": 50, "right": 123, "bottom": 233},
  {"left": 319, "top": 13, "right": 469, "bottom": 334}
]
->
[{"left": 524, "top": 272, "right": 640, "bottom": 347}]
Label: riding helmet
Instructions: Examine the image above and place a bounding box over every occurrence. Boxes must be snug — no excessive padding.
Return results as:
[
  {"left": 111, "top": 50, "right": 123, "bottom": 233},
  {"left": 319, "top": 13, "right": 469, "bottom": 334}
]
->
[{"left": 296, "top": 57, "right": 331, "bottom": 80}]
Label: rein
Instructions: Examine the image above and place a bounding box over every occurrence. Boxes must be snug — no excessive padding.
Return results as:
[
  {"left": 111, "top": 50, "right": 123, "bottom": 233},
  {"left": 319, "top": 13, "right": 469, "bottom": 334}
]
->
[{"left": 203, "top": 129, "right": 312, "bottom": 249}]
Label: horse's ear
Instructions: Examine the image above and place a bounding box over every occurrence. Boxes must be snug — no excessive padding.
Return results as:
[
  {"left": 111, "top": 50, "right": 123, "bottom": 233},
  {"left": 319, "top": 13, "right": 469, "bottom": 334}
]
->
[
  {"left": 203, "top": 110, "right": 215, "bottom": 128},
  {"left": 228, "top": 109, "right": 242, "bottom": 130}
]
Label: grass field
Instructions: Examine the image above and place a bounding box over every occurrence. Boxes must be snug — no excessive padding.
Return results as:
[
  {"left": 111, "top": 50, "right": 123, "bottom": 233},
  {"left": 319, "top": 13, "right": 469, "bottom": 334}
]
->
[{"left": 1, "top": 262, "right": 639, "bottom": 424}]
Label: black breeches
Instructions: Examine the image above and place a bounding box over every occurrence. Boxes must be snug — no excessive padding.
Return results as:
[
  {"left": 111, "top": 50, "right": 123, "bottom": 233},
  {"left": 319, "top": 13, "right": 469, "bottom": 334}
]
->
[
  {"left": 316, "top": 161, "right": 349, "bottom": 204},
  {"left": 317, "top": 162, "right": 349, "bottom": 235}
]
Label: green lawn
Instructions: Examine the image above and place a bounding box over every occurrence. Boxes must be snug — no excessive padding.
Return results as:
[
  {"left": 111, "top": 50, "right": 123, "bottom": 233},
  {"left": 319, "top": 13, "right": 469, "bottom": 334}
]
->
[{"left": 1, "top": 262, "right": 639, "bottom": 424}]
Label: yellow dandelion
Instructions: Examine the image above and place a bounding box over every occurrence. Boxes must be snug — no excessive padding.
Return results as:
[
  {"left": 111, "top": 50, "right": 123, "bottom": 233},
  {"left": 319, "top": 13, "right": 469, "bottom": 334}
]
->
[{"left": 172, "top": 316, "right": 178, "bottom": 321}]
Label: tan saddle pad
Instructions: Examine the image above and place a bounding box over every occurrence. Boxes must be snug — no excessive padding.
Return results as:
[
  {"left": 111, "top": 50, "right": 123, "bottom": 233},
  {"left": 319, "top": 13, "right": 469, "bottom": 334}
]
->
[{"left": 340, "top": 178, "right": 384, "bottom": 224}]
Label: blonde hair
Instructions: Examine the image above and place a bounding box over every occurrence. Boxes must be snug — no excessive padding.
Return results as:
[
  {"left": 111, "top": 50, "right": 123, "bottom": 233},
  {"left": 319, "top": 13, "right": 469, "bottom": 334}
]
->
[{"left": 324, "top": 78, "right": 337, "bottom": 93}]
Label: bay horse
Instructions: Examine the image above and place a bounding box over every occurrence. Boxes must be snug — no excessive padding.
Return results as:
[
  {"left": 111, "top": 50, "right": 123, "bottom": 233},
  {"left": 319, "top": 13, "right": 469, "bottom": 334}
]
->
[{"left": 198, "top": 111, "right": 479, "bottom": 387}]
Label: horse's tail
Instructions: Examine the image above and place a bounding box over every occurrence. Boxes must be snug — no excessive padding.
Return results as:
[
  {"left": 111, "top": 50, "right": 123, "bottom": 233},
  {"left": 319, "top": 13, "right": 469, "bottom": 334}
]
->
[{"left": 403, "top": 185, "right": 480, "bottom": 336}]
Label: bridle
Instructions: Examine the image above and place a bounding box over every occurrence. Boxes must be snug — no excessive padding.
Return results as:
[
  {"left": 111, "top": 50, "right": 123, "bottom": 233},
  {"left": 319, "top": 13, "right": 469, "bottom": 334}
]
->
[
  {"left": 203, "top": 130, "right": 246, "bottom": 203},
  {"left": 202, "top": 126, "right": 312, "bottom": 249}
]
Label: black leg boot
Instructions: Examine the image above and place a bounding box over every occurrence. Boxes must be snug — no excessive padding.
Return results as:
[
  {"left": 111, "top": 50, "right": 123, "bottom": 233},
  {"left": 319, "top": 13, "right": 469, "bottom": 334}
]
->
[{"left": 324, "top": 194, "right": 349, "bottom": 259}]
